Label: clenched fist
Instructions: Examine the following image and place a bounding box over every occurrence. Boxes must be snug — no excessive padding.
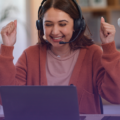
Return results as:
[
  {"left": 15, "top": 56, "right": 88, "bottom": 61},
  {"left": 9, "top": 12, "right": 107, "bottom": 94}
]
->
[
  {"left": 1, "top": 20, "right": 17, "bottom": 46},
  {"left": 100, "top": 17, "right": 116, "bottom": 44}
]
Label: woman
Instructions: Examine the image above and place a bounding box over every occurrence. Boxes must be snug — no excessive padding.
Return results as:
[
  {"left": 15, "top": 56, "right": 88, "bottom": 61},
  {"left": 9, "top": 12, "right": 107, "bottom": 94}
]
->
[{"left": 0, "top": 0, "right": 120, "bottom": 114}]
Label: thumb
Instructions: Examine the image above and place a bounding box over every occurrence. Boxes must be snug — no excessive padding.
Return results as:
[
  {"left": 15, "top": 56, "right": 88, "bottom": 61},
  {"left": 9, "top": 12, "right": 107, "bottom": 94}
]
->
[
  {"left": 101, "top": 17, "right": 105, "bottom": 23},
  {"left": 14, "top": 20, "right": 17, "bottom": 28},
  {"left": 100, "top": 17, "right": 105, "bottom": 32},
  {"left": 14, "top": 20, "right": 17, "bottom": 33}
]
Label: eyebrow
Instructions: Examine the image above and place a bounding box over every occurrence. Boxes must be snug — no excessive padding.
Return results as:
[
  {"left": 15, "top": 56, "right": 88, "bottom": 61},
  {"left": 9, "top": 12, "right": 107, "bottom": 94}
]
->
[{"left": 45, "top": 20, "right": 68, "bottom": 23}]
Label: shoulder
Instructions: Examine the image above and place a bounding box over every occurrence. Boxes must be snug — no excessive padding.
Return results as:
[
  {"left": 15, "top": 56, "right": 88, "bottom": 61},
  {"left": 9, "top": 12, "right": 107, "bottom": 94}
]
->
[
  {"left": 24, "top": 44, "right": 46, "bottom": 55},
  {"left": 24, "top": 44, "right": 40, "bottom": 53},
  {"left": 19, "top": 44, "right": 47, "bottom": 61},
  {"left": 83, "top": 44, "right": 103, "bottom": 60},
  {"left": 87, "top": 44, "right": 103, "bottom": 54},
  {"left": 88, "top": 44, "right": 102, "bottom": 51}
]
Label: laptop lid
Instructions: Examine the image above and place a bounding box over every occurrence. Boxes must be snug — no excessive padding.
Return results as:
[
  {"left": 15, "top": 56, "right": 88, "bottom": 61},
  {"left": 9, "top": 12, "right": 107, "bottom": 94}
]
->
[{"left": 0, "top": 86, "right": 80, "bottom": 120}]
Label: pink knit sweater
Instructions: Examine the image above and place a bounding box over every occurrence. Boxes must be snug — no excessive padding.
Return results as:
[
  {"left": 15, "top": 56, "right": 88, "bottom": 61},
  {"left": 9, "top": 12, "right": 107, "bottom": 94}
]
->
[{"left": 0, "top": 41, "right": 120, "bottom": 114}]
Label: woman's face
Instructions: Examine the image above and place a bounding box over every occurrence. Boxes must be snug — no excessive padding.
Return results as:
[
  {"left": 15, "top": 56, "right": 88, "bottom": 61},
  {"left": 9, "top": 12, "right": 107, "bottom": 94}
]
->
[{"left": 43, "top": 8, "right": 74, "bottom": 48}]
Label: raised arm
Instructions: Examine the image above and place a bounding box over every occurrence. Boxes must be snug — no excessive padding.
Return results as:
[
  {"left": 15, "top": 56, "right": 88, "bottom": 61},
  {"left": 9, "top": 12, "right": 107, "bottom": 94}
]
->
[
  {"left": 0, "top": 20, "right": 27, "bottom": 85},
  {"left": 94, "top": 17, "right": 120, "bottom": 104}
]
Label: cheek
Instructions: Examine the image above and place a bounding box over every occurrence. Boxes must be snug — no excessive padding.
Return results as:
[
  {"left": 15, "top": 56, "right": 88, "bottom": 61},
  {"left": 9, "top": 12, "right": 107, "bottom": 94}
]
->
[
  {"left": 43, "top": 27, "right": 51, "bottom": 37},
  {"left": 62, "top": 27, "right": 73, "bottom": 36}
]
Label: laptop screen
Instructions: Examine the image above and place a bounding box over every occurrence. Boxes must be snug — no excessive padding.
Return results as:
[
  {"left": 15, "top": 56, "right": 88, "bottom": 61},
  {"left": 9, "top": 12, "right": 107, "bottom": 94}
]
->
[{"left": 0, "top": 86, "right": 80, "bottom": 120}]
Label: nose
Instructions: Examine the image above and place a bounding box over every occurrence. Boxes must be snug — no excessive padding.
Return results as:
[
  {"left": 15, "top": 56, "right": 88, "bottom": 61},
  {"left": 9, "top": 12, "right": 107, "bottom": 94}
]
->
[{"left": 51, "top": 24, "right": 60, "bottom": 35}]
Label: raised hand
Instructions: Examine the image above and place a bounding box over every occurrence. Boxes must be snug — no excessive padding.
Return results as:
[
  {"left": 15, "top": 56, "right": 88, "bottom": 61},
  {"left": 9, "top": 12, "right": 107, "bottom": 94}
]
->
[
  {"left": 100, "top": 17, "right": 116, "bottom": 44},
  {"left": 1, "top": 20, "right": 17, "bottom": 46}
]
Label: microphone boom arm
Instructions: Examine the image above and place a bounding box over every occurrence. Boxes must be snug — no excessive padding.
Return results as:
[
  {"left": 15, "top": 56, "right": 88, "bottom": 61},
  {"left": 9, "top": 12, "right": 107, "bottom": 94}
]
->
[{"left": 59, "top": 28, "right": 82, "bottom": 44}]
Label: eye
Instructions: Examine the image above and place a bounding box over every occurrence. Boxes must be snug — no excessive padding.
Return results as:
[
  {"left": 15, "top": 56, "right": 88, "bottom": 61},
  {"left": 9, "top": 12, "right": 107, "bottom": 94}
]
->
[
  {"left": 59, "top": 23, "right": 66, "bottom": 27},
  {"left": 45, "top": 24, "right": 53, "bottom": 27}
]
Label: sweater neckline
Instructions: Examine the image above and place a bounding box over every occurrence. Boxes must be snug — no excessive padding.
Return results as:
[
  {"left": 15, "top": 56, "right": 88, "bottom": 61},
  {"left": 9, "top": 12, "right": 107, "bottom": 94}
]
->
[{"left": 47, "top": 49, "right": 80, "bottom": 61}]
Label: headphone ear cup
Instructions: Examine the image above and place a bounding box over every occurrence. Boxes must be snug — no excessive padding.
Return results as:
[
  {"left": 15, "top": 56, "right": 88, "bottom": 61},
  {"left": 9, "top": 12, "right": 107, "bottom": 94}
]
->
[
  {"left": 81, "top": 19, "right": 86, "bottom": 31},
  {"left": 74, "top": 19, "right": 81, "bottom": 30},
  {"left": 74, "top": 19, "right": 86, "bottom": 31},
  {"left": 36, "top": 20, "right": 43, "bottom": 30}
]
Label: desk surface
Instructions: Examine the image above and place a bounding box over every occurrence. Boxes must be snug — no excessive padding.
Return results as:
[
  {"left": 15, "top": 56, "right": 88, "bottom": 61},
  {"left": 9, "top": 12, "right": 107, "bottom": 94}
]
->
[
  {"left": 0, "top": 114, "right": 120, "bottom": 120},
  {"left": 80, "top": 114, "right": 120, "bottom": 120},
  {"left": 0, "top": 105, "right": 120, "bottom": 120}
]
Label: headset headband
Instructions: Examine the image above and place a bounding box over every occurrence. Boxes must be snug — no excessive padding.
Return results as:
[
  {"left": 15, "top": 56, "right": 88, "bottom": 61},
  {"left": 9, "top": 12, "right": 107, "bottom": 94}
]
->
[
  {"left": 38, "top": 0, "right": 46, "bottom": 18},
  {"left": 36, "top": 0, "right": 86, "bottom": 32}
]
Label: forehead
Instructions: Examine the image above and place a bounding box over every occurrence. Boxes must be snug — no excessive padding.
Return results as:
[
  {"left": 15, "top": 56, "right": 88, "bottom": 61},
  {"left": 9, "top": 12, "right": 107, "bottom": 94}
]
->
[{"left": 43, "top": 8, "right": 73, "bottom": 22}]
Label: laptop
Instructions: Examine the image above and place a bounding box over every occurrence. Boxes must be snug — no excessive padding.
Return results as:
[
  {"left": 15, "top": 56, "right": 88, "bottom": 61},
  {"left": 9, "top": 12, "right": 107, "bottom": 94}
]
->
[{"left": 0, "top": 86, "right": 80, "bottom": 120}]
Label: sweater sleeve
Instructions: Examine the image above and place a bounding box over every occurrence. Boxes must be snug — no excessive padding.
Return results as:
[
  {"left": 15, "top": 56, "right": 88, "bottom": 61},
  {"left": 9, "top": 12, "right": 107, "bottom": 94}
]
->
[
  {"left": 0, "top": 44, "right": 27, "bottom": 85},
  {"left": 93, "top": 41, "right": 120, "bottom": 104}
]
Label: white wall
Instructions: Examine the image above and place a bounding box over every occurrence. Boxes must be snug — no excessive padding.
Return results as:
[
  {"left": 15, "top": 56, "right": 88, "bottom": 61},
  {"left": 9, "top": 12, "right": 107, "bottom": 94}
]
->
[{"left": 0, "top": 0, "right": 29, "bottom": 64}]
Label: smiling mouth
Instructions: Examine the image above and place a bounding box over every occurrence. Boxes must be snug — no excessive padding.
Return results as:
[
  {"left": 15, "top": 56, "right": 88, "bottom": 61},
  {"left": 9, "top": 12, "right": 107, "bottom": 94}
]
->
[{"left": 50, "top": 36, "right": 64, "bottom": 42}]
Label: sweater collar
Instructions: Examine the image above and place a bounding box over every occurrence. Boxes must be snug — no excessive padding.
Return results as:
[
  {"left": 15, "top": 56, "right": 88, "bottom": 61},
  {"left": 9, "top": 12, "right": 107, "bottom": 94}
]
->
[
  {"left": 39, "top": 45, "right": 48, "bottom": 85},
  {"left": 68, "top": 48, "right": 86, "bottom": 86}
]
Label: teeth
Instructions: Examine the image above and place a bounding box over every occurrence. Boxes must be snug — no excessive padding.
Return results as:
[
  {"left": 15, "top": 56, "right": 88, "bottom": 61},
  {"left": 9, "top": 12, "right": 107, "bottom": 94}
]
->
[{"left": 53, "top": 37, "right": 63, "bottom": 39}]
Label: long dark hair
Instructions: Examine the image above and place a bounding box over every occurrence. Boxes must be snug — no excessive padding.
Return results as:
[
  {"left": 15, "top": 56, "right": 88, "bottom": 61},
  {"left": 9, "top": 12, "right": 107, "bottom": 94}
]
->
[{"left": 38, "top": 0, "right": 94, "bottom": 50}]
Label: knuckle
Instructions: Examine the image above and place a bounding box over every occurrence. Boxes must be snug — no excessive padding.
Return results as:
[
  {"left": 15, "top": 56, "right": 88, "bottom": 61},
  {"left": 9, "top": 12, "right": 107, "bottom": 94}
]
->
[
  {"left": 1, "top": 29, "right": 5, "bottom": 35},
  {"left": 1, "top": 31, "right": 3, "bottom": 35}
]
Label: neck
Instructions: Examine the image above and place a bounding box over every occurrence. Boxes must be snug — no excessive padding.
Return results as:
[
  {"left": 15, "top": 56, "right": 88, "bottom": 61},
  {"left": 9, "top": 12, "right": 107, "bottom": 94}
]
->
[{"left": 51, "top": 45, "right": 71, "bottom": 58}]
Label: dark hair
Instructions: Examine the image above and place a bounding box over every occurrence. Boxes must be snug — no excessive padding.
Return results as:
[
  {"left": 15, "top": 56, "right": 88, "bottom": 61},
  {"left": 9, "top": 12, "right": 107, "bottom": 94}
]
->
[{"left": 38, "top": 0, "right": 94, "bottom": 50}]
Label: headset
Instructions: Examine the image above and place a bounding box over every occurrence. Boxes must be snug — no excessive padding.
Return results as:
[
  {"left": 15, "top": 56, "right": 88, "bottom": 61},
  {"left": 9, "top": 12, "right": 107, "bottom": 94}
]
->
[{"left": 36, "top": 0, "right": 86, "bottom": 44}]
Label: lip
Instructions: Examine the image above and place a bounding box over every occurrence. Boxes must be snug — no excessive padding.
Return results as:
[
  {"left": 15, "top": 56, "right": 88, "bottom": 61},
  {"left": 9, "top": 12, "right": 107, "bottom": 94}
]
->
[{"left": 50, "top": 36, "right": 64, "bottom": 42}]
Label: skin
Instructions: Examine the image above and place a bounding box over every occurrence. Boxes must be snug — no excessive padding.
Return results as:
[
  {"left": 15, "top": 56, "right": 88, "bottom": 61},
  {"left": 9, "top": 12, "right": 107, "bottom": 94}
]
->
[{"left": 0, "top": 9, "right": 116, "bottom": 57}]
